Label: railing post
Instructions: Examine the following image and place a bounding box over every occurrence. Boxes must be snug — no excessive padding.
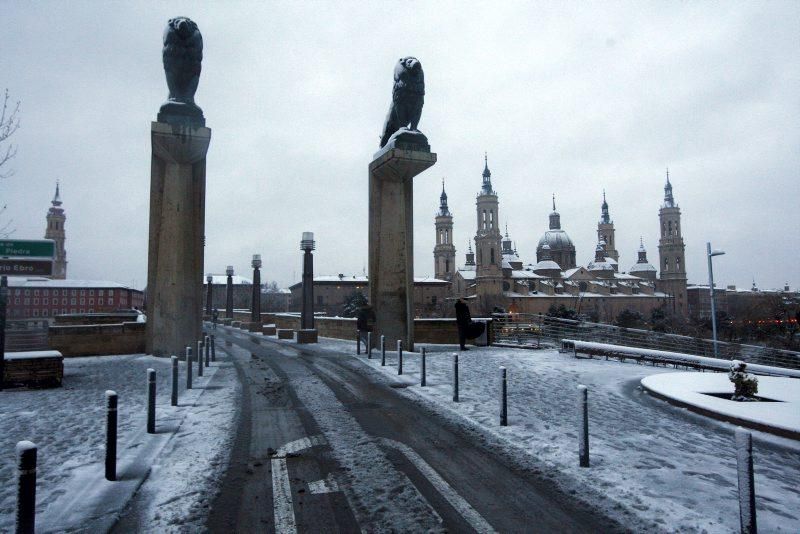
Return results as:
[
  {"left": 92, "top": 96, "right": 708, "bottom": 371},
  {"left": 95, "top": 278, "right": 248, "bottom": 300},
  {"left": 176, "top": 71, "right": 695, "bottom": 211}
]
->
[
  {"left": 453, "top": 353, "right": 459, "bottom": 402},
  {"left": 147, "top": 369, "right": 156, "bottom": 434},
  {"left": 105, "top": 391, "right": 117, "bottom": 481},
  {"left": 15, "top": 440, "right": 36, "bottom": 534},
  {"left": 500, "top": 367, "right": 507, "bottom": 426},
  {"left": 367, "top": 332, "right": 372, "bottom": 359},
  {"left": 210, "top": 335, "right": 216, "bottom": 362},
  {"left": 171, "top": 356, "right": 178, "bottom": 406},
  {"left": 397, "top": 340, "right": 403, "bottom": 375},
  {"left": 735, "top": 428, "right": 757, "bottom": 534},
  {"left": 578, "top": 384, "right": 589, "bottom": 467},
  {"left": 421, "top": 347, "right": 426, "bottom": 387},
  {"left": 186, "top": 346, "right": 193, "bottom": 389},
  {"left": 197, "top": 340, "right": 203, "bottom": 377},
  {"left": 381, "top": 335, "right": 386, "bottom": 366}
]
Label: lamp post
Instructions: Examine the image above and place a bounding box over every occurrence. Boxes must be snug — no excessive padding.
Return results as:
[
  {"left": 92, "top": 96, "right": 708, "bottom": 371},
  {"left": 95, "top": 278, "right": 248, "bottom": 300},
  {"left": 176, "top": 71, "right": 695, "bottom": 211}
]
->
[
  {"left": 251, "top": 254, "right": 262, "bottom": 323},
  {"left": 225, "top": 265, "right": 234, "bottom": 319},
  {"left": 300, "top": 232, "right": 315, "bottom": 330},
  {"left": 205, "top": 274, "right": 213, "bottom": 316},
  {"left": 707, "top": 242, "right": 725, "bottom": 358}
]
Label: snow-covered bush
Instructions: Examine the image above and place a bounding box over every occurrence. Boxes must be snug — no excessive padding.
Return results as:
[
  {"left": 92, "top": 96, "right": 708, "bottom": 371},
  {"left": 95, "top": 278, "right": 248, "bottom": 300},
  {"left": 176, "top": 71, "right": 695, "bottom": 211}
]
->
[{"left": 728, "top": 360, "right": 759, "bottom": 401}]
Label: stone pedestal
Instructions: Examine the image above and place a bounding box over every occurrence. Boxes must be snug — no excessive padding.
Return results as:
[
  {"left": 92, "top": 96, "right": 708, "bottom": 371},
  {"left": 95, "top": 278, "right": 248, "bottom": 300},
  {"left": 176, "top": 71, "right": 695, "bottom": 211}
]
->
[
  {"left": 296, "top": 329, "right": 318, "bottom": 344},
  {"left": 277, "top": 329, "right": 294, "bottom": 340},
  {"left": 146, "top": 121, "right": 211, "bottom": 357},
  {"left": 368, "top": 142, "right": 436, "bottom": 352},
  {"left": 262, "top": 325, "right": 277, "bottom": 336}
]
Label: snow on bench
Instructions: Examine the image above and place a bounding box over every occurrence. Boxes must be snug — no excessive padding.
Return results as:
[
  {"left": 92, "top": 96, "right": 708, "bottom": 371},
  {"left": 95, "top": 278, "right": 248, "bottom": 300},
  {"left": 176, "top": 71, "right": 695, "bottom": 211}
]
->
[{"left": 561, "top": 339, "right": 800, "bottom": 379}]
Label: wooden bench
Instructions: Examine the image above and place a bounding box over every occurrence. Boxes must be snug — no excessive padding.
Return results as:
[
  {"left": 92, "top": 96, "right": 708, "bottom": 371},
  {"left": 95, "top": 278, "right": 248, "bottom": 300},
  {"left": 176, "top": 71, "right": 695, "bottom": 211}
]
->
[{"left": 3, "top": 350, "right": 64, "bottom": 388}]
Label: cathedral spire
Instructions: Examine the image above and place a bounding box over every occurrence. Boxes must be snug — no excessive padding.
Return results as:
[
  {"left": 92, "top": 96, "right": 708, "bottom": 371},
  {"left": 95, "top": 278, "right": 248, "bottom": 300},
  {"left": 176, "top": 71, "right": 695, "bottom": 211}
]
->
[
  {"left": 600, "top": 189, "right": 610, "bottom": 223},
  {"left": 438, "top": 178, "right": 450, "bottom": 216},
  {"left": 52, "top": 181, "right": 62, "bottom": 207},
  {"left": 481, "top": 152, "right": 493, "bottom": 194},
  {"left": 549, "top": 194, "right": 561, "bottom": 230},
  {"left": 664, "top": 168, "right": 675, "bottom": 207}
]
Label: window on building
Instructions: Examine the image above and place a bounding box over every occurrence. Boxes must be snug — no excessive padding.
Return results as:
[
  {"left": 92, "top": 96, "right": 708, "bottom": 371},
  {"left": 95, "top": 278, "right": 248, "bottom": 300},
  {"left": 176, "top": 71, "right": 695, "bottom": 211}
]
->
[
  {"left": 445, "top": 259, "right": 450, "bottom": 273},
  {"left": 71, "top": 290, "right": 77, "bottom": 296},
  {"left": 43, "top": 289, "right": 49, "bottom": 296},
  {"left": 33, "top": 310, "right": 39, "bottom": 317},
  {"left": 80, "top": 298, "right": 85, "bottom": 305},
  {"left": 98, "top": 298, "right": 103, "bottom": 305},
  {"left": 43, "top": 310, "right": 49, "bottom": 317},
  {"left": 24, "top": 298, "right": 30, "bottom": 305},
  {"left": 431, "top": 296, "right": 437, "bottom": 305},
  {"left": 24, "top": 289, "right": 30, "bottom": 296},
  {"left": 34, "top": 290, "right": 39, "bottom": 296},
  {"left": 109, "top": 290, "right": 114, "bottom": 296},
  {"left": 80, "top": 290, "right": 85, "bottom": 296},
  {"left": 33, "top": 298, "right": 39, "bottom": 305},
  {"left": 71, "top": 298, "right": 76, "bottom": 305},
  {"left": 664, "top": 258, "right": 668, "bottom": 271},
  {"left": 490, "top": 248, "right": 495, "bottom": 264},
  {"left": 89, "top": 290, "right": 94, "bottom": 296},
  {"left": 579, "top": 282, "right": 588, "bottom": 292},
  {"left": 71, "top": 309, "right": 76, "bottom": 314},
  {"left": 43, "top": 298, "right": 48, "bottom": 305},
  {"left": 53, "top": 290, "right": 59, "bottom": 296},
  {"left": 676, "top": 257, "right": 681, "bottom": 271}
]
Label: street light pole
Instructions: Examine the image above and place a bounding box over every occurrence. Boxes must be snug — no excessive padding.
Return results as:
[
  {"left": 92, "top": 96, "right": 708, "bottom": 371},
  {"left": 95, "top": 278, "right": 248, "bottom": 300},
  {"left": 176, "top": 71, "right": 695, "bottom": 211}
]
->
[
  {"left": 300, "top": 232, "right": 315, "bottom": 330},
  {"left": 205, "top": 274, "right": 213, "bottom": 316},
  {"left": 251, "top": 255, "right": 262, "bottom": 324},
  {"left": 225, "top": 266, "right": 234, "bottom": 319},
  {"left": 707, "top": 242, "right": 726, "bottom": 358}
]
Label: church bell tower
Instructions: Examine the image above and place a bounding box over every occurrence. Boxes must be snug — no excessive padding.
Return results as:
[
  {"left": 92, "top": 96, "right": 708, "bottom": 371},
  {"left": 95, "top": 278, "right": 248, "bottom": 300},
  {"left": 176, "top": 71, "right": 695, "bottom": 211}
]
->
[
  {"left": 434, "top": 179, "right": 456, "bottom": 281},
  {"left": 44, "top": 182, "right": 67, "bottom": 279},
  {"left": 474, "top": 154, "right": 503, "bottom": 307},
  {"left": 597, "top": 190, "right": 619, "bottom": 270},
  {"left": 657, "top": 170, "right": 687, "bottom": 317}
]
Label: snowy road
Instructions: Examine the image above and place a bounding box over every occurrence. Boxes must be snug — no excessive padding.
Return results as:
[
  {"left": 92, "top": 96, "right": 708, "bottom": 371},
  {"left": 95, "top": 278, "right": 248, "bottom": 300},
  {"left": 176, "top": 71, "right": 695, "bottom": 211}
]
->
[{"left": 208, "top": 327, "right": 624, "bottom": 533}]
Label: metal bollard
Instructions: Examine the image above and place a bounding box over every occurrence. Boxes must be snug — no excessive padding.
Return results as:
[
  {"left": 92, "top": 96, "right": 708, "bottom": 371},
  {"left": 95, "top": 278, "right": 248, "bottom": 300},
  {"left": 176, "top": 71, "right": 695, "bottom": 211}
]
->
[
  {"left": 500, "top": 367, "right": 508, "bottom": 426},
  {"left": 210, "top": 335, "right": 216, "bottom": 362},
  {"left": 147, "top": 369, "right": 156, "bottom": 434},
  {"left": 453, "top": 353, "right": 459, "bottom": 402},
  {"left": 105, "top": 390, "right": 117, "bottom": 481},
  {"left": 421, "top": 347, "right": 427, "bottom": 387},
  {"left": 578, "top": 385, "right": 589, "bottom": 467},
  {"left": 16, "top": 440, "right": 37, "bottom": 534},
  {"left": 381, "top": 335, "right": 386, "bottom": 366},
  {"left": 204, "top": 335, "right": 210, "bottom": 367},
  {"left": 735, "top": 428, "right": 757, "bottom": 534},
  {"left": 186, "top": 346, "right": 193, "bottom": 389},
  {"left": 356, "top": 330, "right": 361, "bottom": 355},
  {"left": 397, "top": 340, "right": 403, "bottom": 375},
  {"left": 171, "top": 356, "right": 178, "bottom": 406},
  {"left": 197, "top": 340, "right": 204, "bottom": 377},
  {"left": 367, "top": 332, "right": 372, "bottom": 359}
]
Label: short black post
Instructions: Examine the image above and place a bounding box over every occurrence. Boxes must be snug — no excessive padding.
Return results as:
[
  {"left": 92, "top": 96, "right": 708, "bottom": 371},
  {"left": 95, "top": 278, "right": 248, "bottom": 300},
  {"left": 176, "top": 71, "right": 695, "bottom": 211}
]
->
[
  {"left": 453, "top": 353, "right": 459, "bottom": 402},
  {"left": 367, "top": 332, "right": 372, "bottom": 359},
  {"left": 197, "top": 340, "right": 203, "bottom": 377},
  {"left": 204, "top": 335, "right": 210, "bottom": 367},
  {"left": 15, "top": 440, "right": 36, "bottom": 534},
  {"left": 735, "top": 428, "right": 757, "bottom": 534},
  {"left": 397, "top": 340, "right": 403, "bottom": 375},
  {"left": 147, "top": 368, "right": 156, "bottom": 434},
  {"left": 186, "top": 346, "right": 193, "bottom": 389},
  {"left": 500, "top": 367, "right": 508, "bottom": 426},
  {"left": 170, "top": 356, "right": 178, "bottom": 406},
  {"left": 380, "top": 335, "right": 386, "bottom": 366},
  {"left": 421, "top": 347, "right": 427, "bottom": 387},
  {"left": 0, "top": 275, "right": 7, "bottom": 392},
  {"left": 210, "top": 335, "right": 216, "bottom": 362},
  {"left": 356, "top": 330, "right": 361, "bottom": 355},
  {"left": 578, "top": 385, "right": 589, "bottom": 467},
  {"left": 105, "top": 390, "right": 117, "bottom": 481}
]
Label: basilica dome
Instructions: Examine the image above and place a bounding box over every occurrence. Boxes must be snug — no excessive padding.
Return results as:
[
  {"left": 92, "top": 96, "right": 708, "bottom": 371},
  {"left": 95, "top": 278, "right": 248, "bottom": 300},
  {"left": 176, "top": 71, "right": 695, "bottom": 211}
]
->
[{"left": 535, "top": 196, "right": 577, "bottom": 270}]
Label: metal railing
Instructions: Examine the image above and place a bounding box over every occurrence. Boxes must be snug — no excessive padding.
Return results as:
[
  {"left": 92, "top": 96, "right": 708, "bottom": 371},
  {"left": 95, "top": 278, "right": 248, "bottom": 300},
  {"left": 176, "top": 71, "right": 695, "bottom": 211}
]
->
[
  {"left": 4, "top": 319, "right": 50, "bottom": 352},
  {"left": 492, "top": 314, "right": 800, "bottom": 370}
]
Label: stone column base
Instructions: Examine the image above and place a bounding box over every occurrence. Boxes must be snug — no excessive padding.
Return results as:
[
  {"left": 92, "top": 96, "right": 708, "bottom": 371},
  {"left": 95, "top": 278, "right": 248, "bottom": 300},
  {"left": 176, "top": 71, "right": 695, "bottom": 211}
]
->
[
  {"left": 262, "top": 325, "right": 277, "bottom": 336},
  {"left": 296, "top": 329, "right": 318, "bottom": 344},
  {"left": 277, "top": 329, "right": 294, "bottom": 339}
]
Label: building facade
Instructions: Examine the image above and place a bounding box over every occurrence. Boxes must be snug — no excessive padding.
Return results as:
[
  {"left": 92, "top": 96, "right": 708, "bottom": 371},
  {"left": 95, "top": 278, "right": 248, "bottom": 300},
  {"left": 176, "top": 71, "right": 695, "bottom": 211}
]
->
[
  {"left": 44, "top": 183, "right": 67, "bottom": 279},
  {"left": 6, "top": 277, "right": 144, "bottom": 319}
]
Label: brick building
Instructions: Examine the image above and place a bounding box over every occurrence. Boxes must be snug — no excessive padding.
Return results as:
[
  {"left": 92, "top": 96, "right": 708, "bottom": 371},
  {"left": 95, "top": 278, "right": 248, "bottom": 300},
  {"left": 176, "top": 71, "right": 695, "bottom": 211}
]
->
[{"left": 7, "top": 277, "right": 144, "bottom": 320}]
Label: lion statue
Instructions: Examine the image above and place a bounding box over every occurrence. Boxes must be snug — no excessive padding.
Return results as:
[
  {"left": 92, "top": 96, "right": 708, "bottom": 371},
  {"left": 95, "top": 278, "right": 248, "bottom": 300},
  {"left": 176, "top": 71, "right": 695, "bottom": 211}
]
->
[
  {"left": 379, "top": 57, "right": 425, "bottom": 148},
  {"left": 159, "top": 17, "right": 204, "bottom": 124}
]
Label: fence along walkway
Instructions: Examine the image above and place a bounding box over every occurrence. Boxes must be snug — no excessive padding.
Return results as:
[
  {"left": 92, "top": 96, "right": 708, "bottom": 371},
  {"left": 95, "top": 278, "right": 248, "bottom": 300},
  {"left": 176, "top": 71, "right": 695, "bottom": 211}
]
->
[
  {"left": 4, "top": 319, "right": 50, "bottom": 352},
  {"left": 492, "top": 314, "right": 800, "bottom": 370}
]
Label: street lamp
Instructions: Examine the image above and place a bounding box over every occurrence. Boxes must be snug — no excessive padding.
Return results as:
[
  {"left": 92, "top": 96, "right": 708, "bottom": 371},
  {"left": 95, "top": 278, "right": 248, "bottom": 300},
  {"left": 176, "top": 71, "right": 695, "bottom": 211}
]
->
[
  {"left": 251, "top": 255, "right": 262, "bottom": 323},
  {"left": 225, "top": 265, "right": 234, "bottom": 319},
  {"left": 300, "top": 232, "right": 315, "bottom": 330},
  {"left": 205, "top": 274, "right": 213, "bottom": 315},
  {"left": 707, "top": 242, "right": 725, "bottom": 358}
]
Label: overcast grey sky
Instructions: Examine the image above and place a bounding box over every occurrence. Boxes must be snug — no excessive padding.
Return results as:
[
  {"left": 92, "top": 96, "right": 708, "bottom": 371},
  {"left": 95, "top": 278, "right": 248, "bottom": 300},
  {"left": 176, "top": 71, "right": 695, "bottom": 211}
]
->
[{"left": 1, "top": 1, "right": 798, "bottom": 291}]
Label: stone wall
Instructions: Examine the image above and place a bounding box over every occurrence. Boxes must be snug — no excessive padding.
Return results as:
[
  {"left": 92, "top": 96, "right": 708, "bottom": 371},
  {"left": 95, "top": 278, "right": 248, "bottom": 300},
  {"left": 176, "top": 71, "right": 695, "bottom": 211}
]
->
[
  {"left": 54, "top": 312, "right": 141, "bottom": 326},
  {"left": 49, "top": 322, "right": 146, "bottom": 357}
]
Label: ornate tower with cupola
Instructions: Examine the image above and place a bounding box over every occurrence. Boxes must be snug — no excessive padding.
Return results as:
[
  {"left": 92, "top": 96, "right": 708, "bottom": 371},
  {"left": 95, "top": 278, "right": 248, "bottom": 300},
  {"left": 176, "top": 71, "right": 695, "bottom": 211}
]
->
[
  {"left": 597, "top": 190, "right": 619, "bottom": 270},
  {"left": 44, "top": 182, "right": 67, "bottom": 279},
  {"left": 657, "top": 170, "right": 687, "bottom": 316},
  {"left": 474, "top": 154, "right": 503, "bottom": 307},
  {"left": 434, "top": 180, "right": 456, "bottom": 281}
]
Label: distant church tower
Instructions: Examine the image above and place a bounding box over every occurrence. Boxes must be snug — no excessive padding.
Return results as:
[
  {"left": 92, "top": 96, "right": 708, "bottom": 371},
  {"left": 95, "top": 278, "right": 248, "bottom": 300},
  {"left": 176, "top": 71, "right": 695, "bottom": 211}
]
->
[
  {"left": 434, "top": 180, "right": 456, "bottom": 281},
  {"left": 474, "top": 154, "right": 503, "bottom": 300},
  {"left": 657, "top": 170, "right": 687, "bottom": 316},
  {"left": 597, "top": 190, "right": 619, "bottom": 270},
  {"left": 44, "top": 182, "right": 67, "bottom": 279}
]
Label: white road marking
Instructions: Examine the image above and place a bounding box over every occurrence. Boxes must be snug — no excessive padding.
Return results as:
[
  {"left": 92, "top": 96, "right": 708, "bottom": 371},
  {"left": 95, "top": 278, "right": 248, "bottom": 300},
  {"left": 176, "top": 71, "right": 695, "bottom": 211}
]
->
[
  {"left": 309, "top": 474, "right": 340, "bottom": 494},
  {"left": 380, "top": 438, "right": 497, "bottom": 534},
  {"left": 272, "top": 435, "right": 327, "bottom": 533}
]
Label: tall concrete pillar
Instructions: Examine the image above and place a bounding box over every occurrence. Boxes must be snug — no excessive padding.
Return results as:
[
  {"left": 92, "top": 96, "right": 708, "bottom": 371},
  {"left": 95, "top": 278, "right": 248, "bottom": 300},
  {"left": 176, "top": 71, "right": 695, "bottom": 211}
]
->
[
  {"left": 251, "top": 255, "right": 261, "bottom": 323},
  {"left": 225, "top": 265, "right": 234, "bottom": 318},
  {"left": 205, "top": 274, "right": 213, "bottom": 315},
  {"left": 145, "top": 122, "right": 211, "bottom": 357},
  {"left": 368, "top": 143, "right": 436, "bottom": 351},
  {"left": 301, "top": 233, "right": 315, "bottom": 330}
]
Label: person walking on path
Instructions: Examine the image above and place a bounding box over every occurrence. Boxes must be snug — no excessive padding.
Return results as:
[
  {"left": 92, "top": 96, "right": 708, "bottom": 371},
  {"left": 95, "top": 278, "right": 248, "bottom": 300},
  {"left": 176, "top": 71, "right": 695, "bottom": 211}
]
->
[
  {"left": 356, "top": 303, "right": 376, "bottom": 351},
  {"left": 455, "top": 299, "right": 471, "bottom": 351},
  {"left": 212, "top": 308, "right": 219, "bottom": 329}
]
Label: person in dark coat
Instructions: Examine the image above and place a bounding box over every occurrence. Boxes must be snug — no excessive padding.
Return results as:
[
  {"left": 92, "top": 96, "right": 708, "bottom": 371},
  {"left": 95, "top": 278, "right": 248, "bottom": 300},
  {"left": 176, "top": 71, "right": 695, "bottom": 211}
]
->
[
  {"left": 454, "top": 299, "right": 471, "bottom": 350},
  {"left": 356, "top": 303, "right": 376, "bottom": 350},
  {"left": 212, "top": 308, "right": 219, "bottom": 329}
]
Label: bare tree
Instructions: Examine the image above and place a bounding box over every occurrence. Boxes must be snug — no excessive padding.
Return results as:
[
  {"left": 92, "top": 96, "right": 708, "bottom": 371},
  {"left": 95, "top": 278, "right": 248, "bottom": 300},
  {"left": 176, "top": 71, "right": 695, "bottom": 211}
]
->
[{"left": 0, "top": 89, "right": 21, "bottom": 237}]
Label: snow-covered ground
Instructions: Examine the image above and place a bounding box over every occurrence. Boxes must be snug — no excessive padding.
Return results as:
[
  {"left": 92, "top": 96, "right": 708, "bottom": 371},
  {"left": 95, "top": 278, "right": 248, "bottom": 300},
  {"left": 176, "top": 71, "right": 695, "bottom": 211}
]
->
[
  {"left": 300, "top": 336, "right": 800, "bottom": 532},
  {"left": 642, "top": 372, "right": 800, "bottom": 436},
  {"left": 0, "top": 351, "right": 239, "bottom": 532}
]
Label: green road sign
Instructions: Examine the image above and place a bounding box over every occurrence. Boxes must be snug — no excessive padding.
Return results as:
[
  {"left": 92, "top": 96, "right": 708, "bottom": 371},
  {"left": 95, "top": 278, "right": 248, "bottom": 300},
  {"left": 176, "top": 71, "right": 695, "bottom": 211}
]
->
[
  {"left": 0, "top": 259, "right": 54, "bottom": 276},
  {"left": 0, "top": 240, "right": 55, "bottom": 258}
]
